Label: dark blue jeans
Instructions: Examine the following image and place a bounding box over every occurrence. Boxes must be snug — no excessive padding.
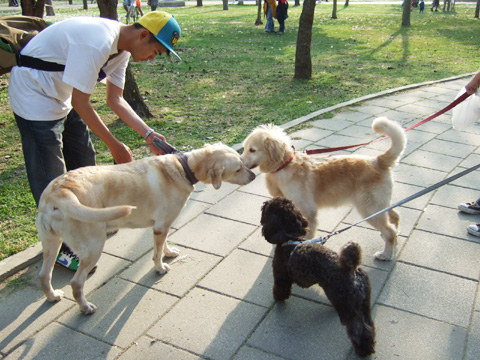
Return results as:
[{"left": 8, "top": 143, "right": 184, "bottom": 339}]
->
[{"left": 14, "top": 109, "right": 96, "bottom": 206}]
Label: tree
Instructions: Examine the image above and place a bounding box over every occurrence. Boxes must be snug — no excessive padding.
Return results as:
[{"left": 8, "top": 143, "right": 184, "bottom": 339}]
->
[
  {"left": 294, "top": 0, "right": 316, "bottom": 79},
  {"left": 20, "top": 0, "right": 46, "bottom": 17},
  {"left": 46, "top": 0, "right": 55, "bottom": 16},
  {"left": 196, "top": 0, "right": 203, "bottom": 6},
  {"left": 475, "top": 0, "right": 479, "bottom": 18},
  {"left": 97, "top": 0, "right": 118, "bottom": 19},
  {"left": 345, "top": 0, "right": 349, "bottom": 7},
  {"left": 222, "top": 0, "right": 228, "bottom": 10},
  {"left": 255, "top": 0, "right": 263, "bottom": 25},
  {"left": 401, "top": 0, "right": 411, "bottom": 27},
  {"left": 332, "top": 0, "right": 338, "bottom": 19},
  {"left": 98, "top": 0, "right": 152, "bottom": 118}
]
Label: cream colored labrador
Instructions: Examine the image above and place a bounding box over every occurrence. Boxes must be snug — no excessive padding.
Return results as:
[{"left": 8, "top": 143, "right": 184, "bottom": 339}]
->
[
  {"left": 37, "top": 143, "right": 256, "bottom": 314},
  {"left": 241, "top": 117, "right": 406, "bottom": 261}
]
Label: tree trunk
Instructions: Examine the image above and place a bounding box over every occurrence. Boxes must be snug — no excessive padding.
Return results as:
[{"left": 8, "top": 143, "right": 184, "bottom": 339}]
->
[
  {"left": 294, "top": 0, "right": 316, "bottom": 80},
  {"left": 21, "top": 0, "right": 46, "bottom": 17},
  {"left": 295, "top": 0, "right": 300, "bottom": 6},
  {"left": 256, "top": 0, "right": 263, "bottom": 25},
  {"left": 123, "top": 65, "right": 151, "bottom": 118},
  {"left": 197, "top": 0, "right": 203, "bottom": 6},
  {"left": 475, "top": 0, "right": 479, "bottom": 18},
  {"left": 97, "top": 0, "right": 118, "bottom": 19},
  {"left": 345, "top": 0, "right": 349, "bottom": 7},
  {"left": 98, "top": 0, "right": 152, "bottom": 118},
  {"left": 222, "top": 0, "right": 229, "bottom": 10},
  {"left": 401, "top": 0, "right": 411, "bottom": 26},
  {"left": 45, "top": 0, "right": 55, "bottom": 16},
  {"left": 83, "top": 0, "right": 89, "bottom": 10},
  {"left": 332, "top": 0, "right": 337, "bottom": 19}
]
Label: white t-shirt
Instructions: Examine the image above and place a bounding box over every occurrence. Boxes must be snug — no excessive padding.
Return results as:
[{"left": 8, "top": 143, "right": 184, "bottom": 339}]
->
[{"left": 9, "top": 17, "right": 131, "bottom": 121}]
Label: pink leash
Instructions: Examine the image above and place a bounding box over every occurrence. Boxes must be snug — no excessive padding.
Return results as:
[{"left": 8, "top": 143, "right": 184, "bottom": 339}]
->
[{"left": 305, "top": 91, "right": 471, "bottom": 155}]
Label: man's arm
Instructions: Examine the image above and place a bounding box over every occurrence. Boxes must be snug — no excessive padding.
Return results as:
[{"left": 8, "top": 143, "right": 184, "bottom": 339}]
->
[
  {"left": 465, "top": 67, "right": 480, "bottom": 95},
  {"left": 105, "top": 80, "right": 167, "bottom": 155},
  {"left": 71, "top": 88, "right": 134, "bottom": 164}
]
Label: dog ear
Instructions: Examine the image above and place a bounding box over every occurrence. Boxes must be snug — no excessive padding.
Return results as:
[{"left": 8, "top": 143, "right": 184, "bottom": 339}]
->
[
  {"left": 264, "top": 136, "right": 286, "bottom": 164},
  {"left": 208, "top": 166, "right": 224, "bottom": 189},
  {"left": 293, "top": 209, "right": 309, "bottom": 238},
  {"left": 262, "top": 226, "right": 291, "bottom": 244}
]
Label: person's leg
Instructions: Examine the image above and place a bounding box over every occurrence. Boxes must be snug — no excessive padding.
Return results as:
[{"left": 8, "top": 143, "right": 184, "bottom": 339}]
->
[
  {"left": 278, "top": 19, "right": 285, "bottom": 33},
  {"left": 265, "top": 5, "right": 275, "bottom": 32},
  {"left": 14, "top": 114, "right": 66, "bottom": 206},
  {"left": 62, "top": 109, "right": 96, "bottom": 171}
]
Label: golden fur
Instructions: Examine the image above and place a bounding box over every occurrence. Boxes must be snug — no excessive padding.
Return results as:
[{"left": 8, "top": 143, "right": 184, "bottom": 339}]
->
[
  {"left": 37, "top": 143, "right": 256, "bottom": 314},
  {"left": 241, "top": 117, "right": 406, "bottom": 261}
]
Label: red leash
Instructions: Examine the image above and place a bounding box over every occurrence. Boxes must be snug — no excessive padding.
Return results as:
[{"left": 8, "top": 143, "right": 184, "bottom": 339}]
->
[{"left": 305, "top": 91, "right": 471, "bottom": 155}]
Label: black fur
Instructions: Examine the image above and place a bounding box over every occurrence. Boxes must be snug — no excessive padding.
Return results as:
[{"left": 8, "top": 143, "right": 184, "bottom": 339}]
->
[{"left": 261, "top": 198, "right": 376, "bottom": 357}]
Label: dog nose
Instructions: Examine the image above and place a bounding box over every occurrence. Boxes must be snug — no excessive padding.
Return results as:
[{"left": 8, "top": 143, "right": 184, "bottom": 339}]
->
[{"left": 248, "top": 169, "right": 256, "bottom": 180}]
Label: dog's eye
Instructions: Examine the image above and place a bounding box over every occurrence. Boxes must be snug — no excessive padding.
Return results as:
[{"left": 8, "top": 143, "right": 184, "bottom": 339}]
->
[{"left": 249, "top": 149, "right": 256, "bottom": 153}]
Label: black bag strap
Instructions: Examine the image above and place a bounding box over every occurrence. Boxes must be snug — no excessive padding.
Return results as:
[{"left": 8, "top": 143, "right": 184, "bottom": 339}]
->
[
  {"left": 16, "top": 51, "right": 123, "bottom": 73},
  {"left": 16, "top": 53, "right": 64, "bottom": 71}
]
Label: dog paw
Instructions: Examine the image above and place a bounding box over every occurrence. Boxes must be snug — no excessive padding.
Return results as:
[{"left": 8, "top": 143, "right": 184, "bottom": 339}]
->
[
  {"left": 164, "top": 246, "right": 180, "bottom": 258},
  {"left": 156, "top": 263, "right": 171, "bottom": 274},
  {"left": 374, "top": 250, "right": 392, "bottom": 261},
  {"left": 47, "top": 289, "right": 64, "bottom": 302},
  {"left": 80, "top": 302, "right": 97, "bottom": 315}
]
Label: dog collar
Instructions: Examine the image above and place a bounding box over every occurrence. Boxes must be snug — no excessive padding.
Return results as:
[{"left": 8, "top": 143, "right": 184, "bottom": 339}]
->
[
  {"left": 175, "top": 153, "right": 198, "bottom": 185},
  {"left": 151, "top": 138, "right": 198, "bottom": 185},
  {"left": 274, "top": 150, "right": 295, "bottom": 173},
  {"left": 283, "top": 236, "right": 328, "bottom": 248}
]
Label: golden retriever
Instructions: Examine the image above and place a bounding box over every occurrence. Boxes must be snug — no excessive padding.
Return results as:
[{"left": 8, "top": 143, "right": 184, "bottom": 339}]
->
[
  {"left": 37, "top": 143, "right": 256, "bottom": 314},
  {"left": 241, "top": 117, "right": 406, "bottom": 261}
]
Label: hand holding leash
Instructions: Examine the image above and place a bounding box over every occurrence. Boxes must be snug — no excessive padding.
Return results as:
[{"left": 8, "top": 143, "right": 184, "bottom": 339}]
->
[
  {"left": 151, "top": 136, "right": 182, "bottom": 155},
  {"left": 144, "top": 128, "right": 170, "bottom": 155}
]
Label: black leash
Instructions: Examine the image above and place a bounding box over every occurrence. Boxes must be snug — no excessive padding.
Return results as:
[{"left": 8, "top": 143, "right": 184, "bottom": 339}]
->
[{"left": 284, "top": 162, "right": 480, "bottom": 248}]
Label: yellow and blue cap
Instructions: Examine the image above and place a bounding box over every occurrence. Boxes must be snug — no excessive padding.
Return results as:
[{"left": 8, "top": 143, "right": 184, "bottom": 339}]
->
[{"left": 138, "top": 11, "right": 181, "bottom": 61}]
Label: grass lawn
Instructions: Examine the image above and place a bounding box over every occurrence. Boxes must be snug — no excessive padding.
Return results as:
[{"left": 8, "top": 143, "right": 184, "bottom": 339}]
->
[{"left": 0, "top": 1, "right": 479, "bottom": 260}]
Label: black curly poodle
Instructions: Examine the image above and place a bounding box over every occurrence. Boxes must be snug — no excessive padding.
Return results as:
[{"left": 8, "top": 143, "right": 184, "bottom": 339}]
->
[{"left": 261, "top": 197, "right": 376, "bottom": 357}]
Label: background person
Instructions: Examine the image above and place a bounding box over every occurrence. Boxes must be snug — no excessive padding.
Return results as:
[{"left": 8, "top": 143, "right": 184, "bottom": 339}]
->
[
  {"left": 264, "top": 0, "right": 276, "bottom": 33},
  {"left": 457, "top": 67, "right": 480, "bottom": 237},
  {"left": 148, "top": 0, "right": 159, "bottom": 11},
  {"left": 276, "top": 0, "right": 288, "bottom": 34}
]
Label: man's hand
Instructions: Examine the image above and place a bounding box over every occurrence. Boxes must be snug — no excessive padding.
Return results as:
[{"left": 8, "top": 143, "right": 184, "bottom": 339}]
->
[
  {"left": 72, "top": 88, "right": 134, "bottom": 163},
  {"left": 465, "top": 71, "right": 480, "bottom": 95},
  {"left": 111, "top": 141, "right": 134, "bottom": 164},
  {"left": 146, "top": 131, "right": 168, "bottom": 155}
]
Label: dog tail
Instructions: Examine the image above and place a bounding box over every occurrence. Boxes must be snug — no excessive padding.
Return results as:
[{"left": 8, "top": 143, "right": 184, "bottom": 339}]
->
[
  {"left": 53, "top": 190, "right": 136, "bottom": 223},
  {"left": 372, "top": 117, "right": 406, "bottom": 169},
  {"left": 338, "top": 242, "right": 362, "bottom": 272}
]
